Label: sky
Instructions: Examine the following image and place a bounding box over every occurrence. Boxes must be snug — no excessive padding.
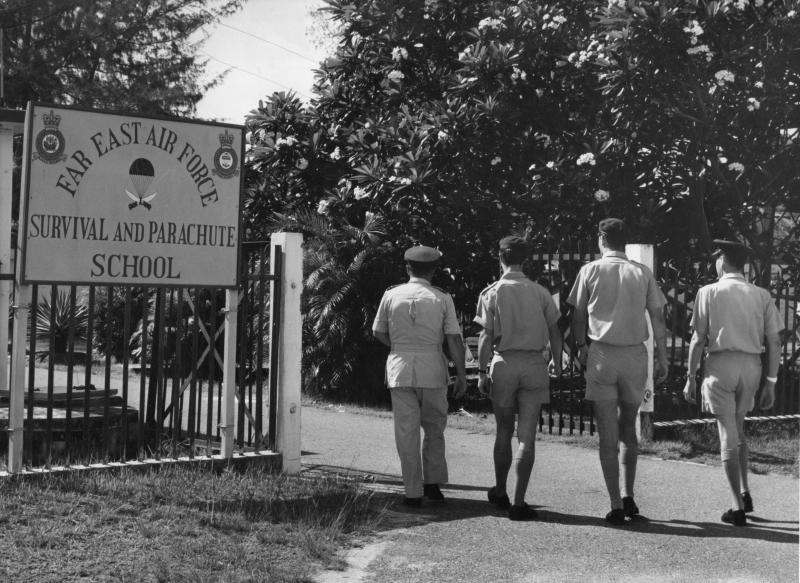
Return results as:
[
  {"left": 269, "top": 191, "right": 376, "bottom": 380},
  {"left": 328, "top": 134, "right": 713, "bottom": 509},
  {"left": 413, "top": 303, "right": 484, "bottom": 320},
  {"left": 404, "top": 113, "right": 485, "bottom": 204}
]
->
[{"left": 194, "top": 0, "right": 329, "bottom": 124}]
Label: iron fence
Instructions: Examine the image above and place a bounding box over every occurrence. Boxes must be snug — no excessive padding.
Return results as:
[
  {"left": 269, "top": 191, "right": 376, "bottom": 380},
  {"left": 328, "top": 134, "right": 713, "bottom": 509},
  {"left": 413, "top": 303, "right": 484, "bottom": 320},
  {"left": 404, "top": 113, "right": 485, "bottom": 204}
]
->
[{"left": 1, "top": 242, "right": 281, "bottom": 469}]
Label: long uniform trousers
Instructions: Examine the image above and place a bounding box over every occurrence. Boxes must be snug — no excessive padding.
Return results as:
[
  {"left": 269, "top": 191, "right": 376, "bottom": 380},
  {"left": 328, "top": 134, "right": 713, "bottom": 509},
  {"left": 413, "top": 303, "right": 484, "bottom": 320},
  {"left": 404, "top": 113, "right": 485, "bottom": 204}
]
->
[{"left": 389, "top": 386, "right": 449, "bottom": 498}]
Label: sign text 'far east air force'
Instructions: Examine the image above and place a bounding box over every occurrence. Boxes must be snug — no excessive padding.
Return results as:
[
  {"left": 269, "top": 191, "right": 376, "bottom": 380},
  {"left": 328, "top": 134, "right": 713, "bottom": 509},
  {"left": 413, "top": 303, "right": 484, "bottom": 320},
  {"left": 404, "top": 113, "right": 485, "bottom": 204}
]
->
[{"left": 21, "top": 104, "right": 243, "bottom": 287}]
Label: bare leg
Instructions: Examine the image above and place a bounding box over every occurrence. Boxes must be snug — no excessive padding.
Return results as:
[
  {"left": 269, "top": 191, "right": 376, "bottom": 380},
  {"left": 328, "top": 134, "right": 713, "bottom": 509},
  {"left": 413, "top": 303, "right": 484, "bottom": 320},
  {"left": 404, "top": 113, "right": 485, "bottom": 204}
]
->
[
  {"left": 512, "top": 401, "right": 543, "bottom": 507},
  {"left": 736, "top": 412, "right": 750, "bottom": 495},
  {"left": 716, "top": 412, "right": 744, "bottom": 510},
  {"left": 492, "top": 403, "right": 516, "bottom": 495},
  {"left": 593, "top": 399, "right": 622, "bottom": 510},
  {"left": 618, "top": 401, "right": 639, "bottom": 499}
]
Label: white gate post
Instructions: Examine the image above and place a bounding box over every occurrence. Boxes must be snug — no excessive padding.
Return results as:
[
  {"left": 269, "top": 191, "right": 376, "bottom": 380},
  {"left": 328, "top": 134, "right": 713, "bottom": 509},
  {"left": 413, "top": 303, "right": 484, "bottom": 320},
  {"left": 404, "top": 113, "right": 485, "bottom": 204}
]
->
[
  {"left": 626, "top": 243, "right": 655, "bottom": 440},
  {"left": 220, "top": 289, "right": 239, "bottom": 459},
  {"left": 270, "top": 232, "right": 302, "bottom": 474},
  {"left": 0, "top": 117, "right": 20, "bottom": 396}
]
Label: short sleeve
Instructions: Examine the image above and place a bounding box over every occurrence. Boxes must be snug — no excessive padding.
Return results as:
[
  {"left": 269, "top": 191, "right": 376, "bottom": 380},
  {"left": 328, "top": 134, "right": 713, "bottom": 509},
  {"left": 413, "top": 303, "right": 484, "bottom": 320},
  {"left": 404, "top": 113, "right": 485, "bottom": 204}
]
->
[
  {"left": 372, "top": 292, "right": 389, "bottom": 333},
  {"left": 764, "top": 295, "right": 785, "bottom": 337},
  {"left": 473, "top": 290, "right": 493, "bottom": 330},
  {"left": 645, "top": 270, "right": 667, "bottom": 312},
  {"left": 567, "top": 266, "right": 588, "bottom": 308},
  {"left": 541, "top": 286, "right": 561, "bottom": 327},
  {"left": 442, "top": 294, "right": 461, "bottom": 335},
  {"left": 690, "top": 287, "right": 708, "bottom": 336}
]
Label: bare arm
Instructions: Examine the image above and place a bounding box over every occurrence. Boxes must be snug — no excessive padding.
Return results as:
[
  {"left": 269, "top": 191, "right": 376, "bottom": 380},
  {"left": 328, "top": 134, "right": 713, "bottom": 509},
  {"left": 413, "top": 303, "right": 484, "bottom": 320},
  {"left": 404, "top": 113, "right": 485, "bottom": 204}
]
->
[
  {"left": 446, "top": 333, "right": 467, "bottom": 398},
  {"left": 548, "top": 321, "right": 563, "bottom": 375},
  {"left": 374, "top": 331, "right": 390, "bottom": 348},
  {"left": 647, "top": 304, "right": 669, "bottom": 383},
  {"left": 760, "top": 331, "right": 781, "bottom": 409},
  {"left": 683, "top": 330, "right": 705, "bottom": 403},
  {"left": 476, "top": 327, "right": 493, "bottom": 395},
  {"left": 570, "top": 305, "right": 588, "bottom": 366}
]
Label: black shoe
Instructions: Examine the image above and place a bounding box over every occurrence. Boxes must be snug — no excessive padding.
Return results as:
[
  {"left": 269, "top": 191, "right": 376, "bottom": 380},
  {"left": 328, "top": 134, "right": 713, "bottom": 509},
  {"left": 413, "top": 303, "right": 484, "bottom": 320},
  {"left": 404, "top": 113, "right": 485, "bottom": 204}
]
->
[
  {"left": 509, "top": 503, "right": 538, "bottom": 521},
  {"left": 622, "top": 496, "right": 639, "bottom": 518},
  {"left": 741, "top": 492, "right": 753, "bottom": 513},
  {"left": 487, "top": 486, "right": 511, "bottom": 509},
  {"left": 423, "top": 484, "right": 445, "bottom": 501},
  {"left": 402, "top": 497, "right": 422, "bottom": 508},
  {"left": 721, "top": 508, "right": 746, "bottom": 526},
  {"left": 605, "top": 508, "right": 626, "bottom": 525}
]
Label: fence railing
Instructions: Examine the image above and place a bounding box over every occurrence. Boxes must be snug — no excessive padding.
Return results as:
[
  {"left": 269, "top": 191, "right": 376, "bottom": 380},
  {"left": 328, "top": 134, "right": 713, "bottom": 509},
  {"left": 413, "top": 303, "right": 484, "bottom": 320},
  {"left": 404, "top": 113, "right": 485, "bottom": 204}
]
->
[
  {"left": 1, "top": 242, "right": 280, "bottom": 469},
  {"left": 459, "top": 244, "right": 799, "bottom": 436}
]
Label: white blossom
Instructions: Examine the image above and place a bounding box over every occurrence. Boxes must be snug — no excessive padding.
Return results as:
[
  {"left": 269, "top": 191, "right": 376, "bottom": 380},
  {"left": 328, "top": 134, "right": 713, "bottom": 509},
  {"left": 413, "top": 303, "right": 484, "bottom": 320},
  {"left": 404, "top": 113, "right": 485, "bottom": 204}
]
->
[
  {"left": 458, "top": 47, "right": 472, "bottom": 61},
  {"left": 388, "top": 70, "right": 405, "bottom": 83},
  {"left": 365, "top": 211, "right": 376, "bottom": 223},
  {"left": 478, "top": 17, "right": 504, "bottom": 31},
  {"left": 755, "top": 0, "right": 764, "bottom": 6},
  {"left": 683, "top": 20, "right": 704, "bottom": 37},
  {"left": 546, "top": 161, "right": 556, "bottom": 169},
  {"left": 788, "top": 10, "right": 797, "bottom": 18},
  {"left": 511, "top": 66, "right": 527, "bottom": 82},
  {"left": 607, "top": 0, "right": 626, "bottom": 8},
  {"left": 391, "top": 46, "right": 409, "bottom": 61},
  {"left": 576, "top": 153, "right": 596, "bottom": 166},
  {"left": 491, "top": 156, "right": 502, "bottom": 166},
  {"left": 275, "top": 135, "right": 298, "bottom": 148},
  {"left": 746, "top": 97, "right": 760, "bottom": 111},
  {"left": 350, "top": 32, "right": 363, "bottom": 46},
  {"left": 714, "top": 69, "right": 735, "bottom": 85},
  {"left": 330, "top": 146, "right": 342, "bottom": 160},
  {"left": 754, "top": 81, "right": 763, "bottom": 89},
  {"left": 317, "top": 199, "right": 331, "bottom": 214},
  {"left": 594, "top": 189, "right": 610, "bottom": 202},
  {"left": 296, "top": 157, "right": 309, "bottom": 170},
  {"left": 728, "top": 162, "right": 745, "bottom": 173},
  {"left": 734, "top": 0, "right": 747, "bottom": 10},
  {"left": 687, "top": 44, "right": 714, "bottom": 62},
  {"left": 353, "top": 186, "right": 369, "bottom": 200},
  {"left": 437, "top": 130, "right": 449, "bottom": 141}
]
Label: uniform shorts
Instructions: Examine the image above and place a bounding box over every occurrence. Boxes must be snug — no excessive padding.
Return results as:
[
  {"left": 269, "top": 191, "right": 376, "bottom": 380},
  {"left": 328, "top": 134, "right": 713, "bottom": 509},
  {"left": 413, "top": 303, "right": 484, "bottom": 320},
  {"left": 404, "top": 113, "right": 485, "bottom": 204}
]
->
[
  {"left": 701, "top": 351, "right": 761, "bottom": 416},
  {"left": 585, "top": 342, "right": 647, "bottom": 404},
  {"left": 489, "top": 351, "right": 550, "bottom": 409}
]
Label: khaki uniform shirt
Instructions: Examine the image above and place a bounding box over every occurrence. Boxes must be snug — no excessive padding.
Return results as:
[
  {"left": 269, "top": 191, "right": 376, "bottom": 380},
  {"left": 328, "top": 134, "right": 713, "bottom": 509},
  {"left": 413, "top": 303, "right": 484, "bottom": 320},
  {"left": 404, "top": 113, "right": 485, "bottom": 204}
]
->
[
  {"left": 691, "top": 273, "right": 784, "bottom": 354},
  {"left": 372, "top": 277, "right": 462, "bottom": 388},
  {"left": 567, "top": 250, "right": 666, "bottom": 346},
  {"left": 474, "top": 271, "right": 560, "bottom": 353}
]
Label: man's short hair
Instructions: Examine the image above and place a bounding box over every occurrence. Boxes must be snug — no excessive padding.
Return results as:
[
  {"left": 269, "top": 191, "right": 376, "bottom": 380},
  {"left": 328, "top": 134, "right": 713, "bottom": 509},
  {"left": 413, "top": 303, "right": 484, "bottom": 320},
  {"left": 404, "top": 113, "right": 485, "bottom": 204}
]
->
[
  {"left": 498, "top": 236, "right": 528, "bottom": 265},
  {"left": 712, "top": 239, "right": 749, "bottom": 271},
  {"left": 599, "top": 218, "right": 627, "bottom": 248},
  {"left": 406, "top": 260, "right": 437, "bottom": 277}
]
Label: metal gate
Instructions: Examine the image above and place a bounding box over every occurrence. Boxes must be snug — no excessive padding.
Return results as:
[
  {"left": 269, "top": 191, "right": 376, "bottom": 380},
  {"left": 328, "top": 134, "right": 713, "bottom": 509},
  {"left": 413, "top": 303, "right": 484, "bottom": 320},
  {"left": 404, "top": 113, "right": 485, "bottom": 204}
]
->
[{"left": 1, "top": 242, "right": 282, "bottom": 468}]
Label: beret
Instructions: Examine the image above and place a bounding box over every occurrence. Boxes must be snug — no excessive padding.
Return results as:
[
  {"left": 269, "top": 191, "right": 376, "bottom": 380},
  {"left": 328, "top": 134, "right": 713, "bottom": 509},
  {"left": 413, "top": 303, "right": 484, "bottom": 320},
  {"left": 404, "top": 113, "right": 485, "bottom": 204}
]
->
[
  {"left": 712, "top": 239, "right": 750, "bottom": 259},
  {"left": 598, "top": 217, "right": 627, "bottom": 237},
  {"left": 499, "top": 236, "right": 528, "bottom": 252},
  {"left": 404, "top": 245, "right": 442, "bottom": 263}
]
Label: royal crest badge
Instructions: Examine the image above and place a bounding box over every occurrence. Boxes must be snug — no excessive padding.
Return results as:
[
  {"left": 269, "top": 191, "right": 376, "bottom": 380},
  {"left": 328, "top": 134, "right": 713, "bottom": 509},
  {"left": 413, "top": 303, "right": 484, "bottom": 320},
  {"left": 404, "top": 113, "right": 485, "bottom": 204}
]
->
[
  {"left": 212, "top": 130, "right": 239, "bottom": 178},
  {"left": 33, "top": 110, "right": 67, "bottom": 164}
]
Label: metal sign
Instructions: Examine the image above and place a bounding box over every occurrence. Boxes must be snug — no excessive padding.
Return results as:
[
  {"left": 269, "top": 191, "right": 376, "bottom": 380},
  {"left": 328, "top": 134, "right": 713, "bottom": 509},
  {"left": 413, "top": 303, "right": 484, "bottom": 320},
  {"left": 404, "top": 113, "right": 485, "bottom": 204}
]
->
[{"left": 21, "top": 103, "right": 243, "bottom": 287}]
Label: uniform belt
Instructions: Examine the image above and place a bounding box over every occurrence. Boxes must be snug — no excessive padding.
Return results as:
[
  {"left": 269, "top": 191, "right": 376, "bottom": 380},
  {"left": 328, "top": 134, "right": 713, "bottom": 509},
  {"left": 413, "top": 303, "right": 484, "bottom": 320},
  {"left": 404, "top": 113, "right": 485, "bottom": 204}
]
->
[{"left": 391, "top": 343, "right": 442, "bottom": 352}]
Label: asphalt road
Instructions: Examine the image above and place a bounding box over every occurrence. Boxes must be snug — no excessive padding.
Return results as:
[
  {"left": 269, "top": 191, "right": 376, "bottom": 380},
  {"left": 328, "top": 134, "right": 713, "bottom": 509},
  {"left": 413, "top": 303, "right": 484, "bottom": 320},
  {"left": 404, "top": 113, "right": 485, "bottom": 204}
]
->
[{"left": 303, "top": 404, "right": 799, "bottom": 583}]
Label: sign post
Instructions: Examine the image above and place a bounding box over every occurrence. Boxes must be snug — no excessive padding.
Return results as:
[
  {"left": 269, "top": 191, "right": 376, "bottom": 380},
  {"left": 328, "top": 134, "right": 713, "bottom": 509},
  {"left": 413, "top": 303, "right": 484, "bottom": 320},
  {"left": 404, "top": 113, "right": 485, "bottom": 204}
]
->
[{"left": 8, "top": 103, "right": 244, "bottom": 472}]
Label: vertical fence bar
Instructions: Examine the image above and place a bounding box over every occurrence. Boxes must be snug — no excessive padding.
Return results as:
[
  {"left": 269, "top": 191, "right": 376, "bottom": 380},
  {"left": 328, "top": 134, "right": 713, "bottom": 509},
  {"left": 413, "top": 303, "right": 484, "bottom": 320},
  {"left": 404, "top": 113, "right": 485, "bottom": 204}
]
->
[
  {"left": 188, "top": 288, "right": 199, "bottom": 458},
  {"left": 172, "top": 288, "right": 183, "bottom": 458},
  {"left": 64, "top": 285, "right": 77, "bottom": 464},
  {"left": 25, "top": 283, "right": 38, "bottom": 467},
  {"left": 154, "top": 288, "right": 166, "bottom": 459},
  {"left": 206, "top": 291, "right": 217, "bottom": 450},
  {"left": 83, "top": 286, "right": 95, "bottom": 454},
  {"left": 122, "top": 286, "right": 132, "bottom": 460},
  {"left": 268, "top": 246, "right": 283, "bottom": 450},
  {"left": 256, "top": 244, "right": 269, "bottom": 448},
  {"left": 44, "top": 285, "right": 57, "bottom": 468},
  {"left": 103, "top": 285, "right": 113, "bottom": 461},
  {"left": 137, "top": 290, "right": 150, "bottom": 459}
]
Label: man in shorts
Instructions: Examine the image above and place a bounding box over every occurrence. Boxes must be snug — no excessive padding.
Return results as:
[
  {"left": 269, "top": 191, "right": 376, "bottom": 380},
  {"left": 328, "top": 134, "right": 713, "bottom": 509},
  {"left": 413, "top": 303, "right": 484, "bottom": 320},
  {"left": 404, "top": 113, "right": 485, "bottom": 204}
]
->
[
  {"left": 372, "top": 245, "right": 467, "bottom": 507},
  {"left": 474, "top": 236, "right": 562, "bottom": 520},
  {"left": 683, "top": 240, "right": 782, "bottom": 526},
  {"left": 567, "top": 218, "right": 668, "bottom": 525}
]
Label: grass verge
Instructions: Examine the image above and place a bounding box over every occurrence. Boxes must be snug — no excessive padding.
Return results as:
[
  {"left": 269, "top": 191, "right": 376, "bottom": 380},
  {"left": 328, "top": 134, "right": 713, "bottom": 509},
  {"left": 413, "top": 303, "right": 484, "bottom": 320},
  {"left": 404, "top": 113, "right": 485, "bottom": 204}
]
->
[{"left": 0, "top": 464, "right": 390, "bottom": 583}]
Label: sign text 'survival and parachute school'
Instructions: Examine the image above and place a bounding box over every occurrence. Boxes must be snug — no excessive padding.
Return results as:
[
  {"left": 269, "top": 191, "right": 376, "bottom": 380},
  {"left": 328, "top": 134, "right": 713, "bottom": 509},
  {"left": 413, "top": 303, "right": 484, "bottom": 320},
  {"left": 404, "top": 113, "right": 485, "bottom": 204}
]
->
[{"left": 21, "top": 103, "right": 244, "bottom": 287}]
